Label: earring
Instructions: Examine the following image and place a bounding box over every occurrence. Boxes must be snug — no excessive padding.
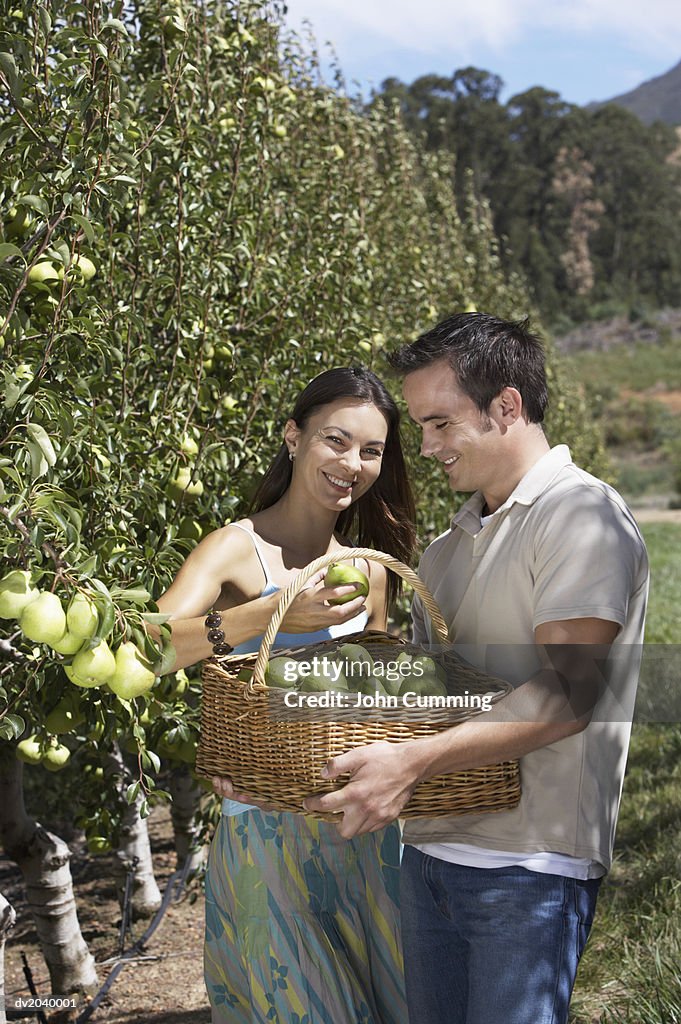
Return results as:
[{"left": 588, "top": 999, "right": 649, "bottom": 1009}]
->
[{"left": 288, "top": 451, "right": 295, "bottom": 462}]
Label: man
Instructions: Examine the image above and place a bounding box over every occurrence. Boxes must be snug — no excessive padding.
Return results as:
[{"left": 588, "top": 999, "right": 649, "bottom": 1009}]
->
[{"left": 304, "top": 312, "right": 649, "bottom": 1024}]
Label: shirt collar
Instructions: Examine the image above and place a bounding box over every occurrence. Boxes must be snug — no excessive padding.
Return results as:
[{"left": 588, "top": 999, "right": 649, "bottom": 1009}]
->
[{"left": 452, "top": 445, "right": 573, "bottom": 534}]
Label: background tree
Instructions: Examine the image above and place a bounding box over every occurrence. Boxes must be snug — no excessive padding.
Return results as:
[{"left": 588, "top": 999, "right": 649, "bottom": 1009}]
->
[{"left": 373, "top": 71, "right": 681, "bottom": 323}]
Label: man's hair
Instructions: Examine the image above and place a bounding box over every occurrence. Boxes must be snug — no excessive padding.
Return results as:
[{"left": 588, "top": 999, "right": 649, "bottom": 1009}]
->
[{"left": 388, "top": 312, "right": 548, "bottom": 424}]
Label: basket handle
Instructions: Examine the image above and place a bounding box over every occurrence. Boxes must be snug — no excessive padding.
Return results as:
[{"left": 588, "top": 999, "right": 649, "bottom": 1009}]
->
[{"left": 251, "top": 548, "right": 450, "bottom": 685}]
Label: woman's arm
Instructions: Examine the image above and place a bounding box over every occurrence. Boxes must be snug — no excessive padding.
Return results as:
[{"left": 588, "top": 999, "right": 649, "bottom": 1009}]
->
[
  {"left": 155, "top": 527, "right": 280, "bottom": 672},
  {"left": 156, "top": 526, "right": 370, "bottom": 672}
]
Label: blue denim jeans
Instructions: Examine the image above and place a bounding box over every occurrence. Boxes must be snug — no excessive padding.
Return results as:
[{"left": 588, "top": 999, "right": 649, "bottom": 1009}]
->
[{"left": 400, "top": 845, "right": 602, "bottom": 1024}]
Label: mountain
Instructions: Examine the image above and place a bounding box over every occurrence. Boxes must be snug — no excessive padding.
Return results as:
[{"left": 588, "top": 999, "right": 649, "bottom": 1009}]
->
[{"left": 589, "top": 60, "right": 681, "bottom": 125}]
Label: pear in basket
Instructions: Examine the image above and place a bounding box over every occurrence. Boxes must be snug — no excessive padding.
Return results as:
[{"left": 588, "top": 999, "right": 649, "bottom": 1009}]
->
[
  {"left": 399, "top": 656, "right": 448, "bottom": 698},
  {"left": 299, "top": 657, "right": 349, "bottom": 692},
  {"left": 265, "top": 656, "right": 299, "bottom": 688},
  {"left": 338, "top": 642, "right": 374, "bottom": 691},
  {"left": 387, "top": 652, "right": 413, "bottom": 697},
  {"left": 325, "top": 563, "right": 369, "bottom": 605}
]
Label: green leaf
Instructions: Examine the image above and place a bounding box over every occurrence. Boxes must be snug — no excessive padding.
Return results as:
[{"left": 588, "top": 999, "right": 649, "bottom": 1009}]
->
[
  {"left": 17, "top": 195, "right": 49, "bottom": 216},
  {"left": 78, "top": 554, "right": 98, "bottom": 575},
  {"left": 4, "top": 379, "right": 22, "bottom": 410},
  {"left": 125, "top": 781, "right": 140, "bottom": 804},
  {"left": 141, "top": 749, "right": 160, "bottom": 773},
  {"left": 3, "top": 714, "right": 25, "bottom": 740},
  {"left": 38, "top": 6, "right": 52, "bottom": 35},
  {"left": 69, "top": 213, "right": 95, "bottom": 245},
  {"left": 95, "top": 598, "right": 116, "bottom": 640},
  {"left": 110, "top": 587, "right": 151, "bottom": 604},
  {"left": 27, "top": 440, "right": 49, "bottom": 479},
  {"left": 0, "top": 242, "right": 25, "bottom": 262},
  {"left": 102, "top": 18, "right": 129, "bottom": 36},
  {"left": 26, "top": 423, "right": 57, "bottom": 466},
  {"left": 152, "top": 641, "right": 176, "bottom": 676},
  {"left": 0, "top": 52, "right": 19, "bottom": 93},
  {"left": 141, "top": 611, "right": 171, "bottom": 625}
]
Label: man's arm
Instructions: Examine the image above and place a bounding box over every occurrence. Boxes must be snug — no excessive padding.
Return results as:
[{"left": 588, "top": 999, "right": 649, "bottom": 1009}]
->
[{"left": 302, "top": 616, "right": 619, "bottom": 838}]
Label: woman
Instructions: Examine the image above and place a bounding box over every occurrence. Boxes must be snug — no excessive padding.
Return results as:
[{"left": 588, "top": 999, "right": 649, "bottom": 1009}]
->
[{"left": 157, "top": 367, "right": 416, "bottom": 1024}]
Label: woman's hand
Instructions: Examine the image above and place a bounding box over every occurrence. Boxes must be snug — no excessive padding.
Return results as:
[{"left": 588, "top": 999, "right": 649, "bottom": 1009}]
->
[
  {"left": 211, "top": 776, "right": 279, "bottom": 813},
  {"left": 279, "top": 569, "right": 367, "bottom": 633}
]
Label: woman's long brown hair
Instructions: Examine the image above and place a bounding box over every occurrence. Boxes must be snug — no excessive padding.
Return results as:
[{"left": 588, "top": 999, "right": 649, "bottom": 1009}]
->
[{"left": 249, "top": 366, "right": 416, "bottom": 608}]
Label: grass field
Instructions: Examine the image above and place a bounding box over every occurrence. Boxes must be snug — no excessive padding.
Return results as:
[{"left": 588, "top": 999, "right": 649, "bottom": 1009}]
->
[
  {"left": 570, "top": 523, "right": 681, "bottom": 1023},
  {"left": 566, "top": 339, "right": 681, "bottom": 505},
  {"left": 565, "top": 335, "right": 681, "bottom": 394}
]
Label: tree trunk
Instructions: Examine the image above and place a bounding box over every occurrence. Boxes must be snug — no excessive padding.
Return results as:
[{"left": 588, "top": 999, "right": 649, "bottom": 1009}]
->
[
  {"left": 1, "top": 892, "right": 17, "bottom": 1024},
  {"left": 168, "top": 766, "right": 207, "bottom": 875},
  {"left": 0, "top": 748, "right": 98, "bottom": 998},
  {"left": 107, "top": 745, "right": 162, "bottom": 919}
]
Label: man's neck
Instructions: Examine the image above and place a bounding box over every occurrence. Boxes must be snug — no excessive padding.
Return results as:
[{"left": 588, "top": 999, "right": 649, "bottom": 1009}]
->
[{"left": 483, "top": 433, "right": 551, "bottom": 514}]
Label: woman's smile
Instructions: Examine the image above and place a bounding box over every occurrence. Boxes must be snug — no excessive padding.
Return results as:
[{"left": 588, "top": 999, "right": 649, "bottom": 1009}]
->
[{"left": 323, "top": 471, "right": 355, "bottom": 493}]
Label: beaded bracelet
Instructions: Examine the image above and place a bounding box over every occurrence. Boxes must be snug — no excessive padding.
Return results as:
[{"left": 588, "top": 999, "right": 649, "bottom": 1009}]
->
[{"left": 205, "top": 610, "right": 234, "bottom": 657}]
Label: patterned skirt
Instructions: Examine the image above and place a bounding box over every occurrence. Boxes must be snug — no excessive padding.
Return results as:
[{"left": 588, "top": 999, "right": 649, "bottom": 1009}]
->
[{"left": 204, "top": 809, "right": 407, "bottom": 1023}]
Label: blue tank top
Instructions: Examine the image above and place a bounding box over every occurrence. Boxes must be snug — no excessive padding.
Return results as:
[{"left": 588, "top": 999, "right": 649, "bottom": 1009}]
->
[{"left": 221, "top": 524, "right": 368, "bottom": 815}]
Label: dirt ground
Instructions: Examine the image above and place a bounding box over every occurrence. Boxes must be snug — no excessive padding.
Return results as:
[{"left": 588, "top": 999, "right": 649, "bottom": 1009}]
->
[
  {"left": 2, "top": 804, "right": 211, "bottom": 1024},
  {"left": 631, "top": 507, "right": 681, "bottom": 524}
]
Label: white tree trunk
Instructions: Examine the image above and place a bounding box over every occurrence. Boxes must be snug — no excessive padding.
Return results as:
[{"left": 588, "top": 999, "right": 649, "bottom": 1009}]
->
[
  {"left": 0, "top": 749, "right": 98, "bottom": 997},
  {"left": 0, "top": 892, "right": 17, "bottom": 1024},
  {"left": 168, "top": 766, "right": 207, "bottom": 875},
  {"left": 108, "top": 745, "right": 162, "bottom": 919}
]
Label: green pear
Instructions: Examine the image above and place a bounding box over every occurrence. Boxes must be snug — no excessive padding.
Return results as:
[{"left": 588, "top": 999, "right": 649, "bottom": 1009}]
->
[
  {"left": 157, "top": 667, "right": 189, "bottom": 701},
  {"left": 167, "top": 466, "right": 204, "bottom": 501},
  {"left": 175, "top": 737, "right": 197, "bottom": 764},
  {"left": 43, "top": 739, "right": 71, "bottom": 772},
  {"left": 399, "top": 665, "right": 447, "bottom": 699},
  {"left": 324, "top": 562, "right": 369, "bottom": 605},
  {"left": 70, "top": 253, "right": 96, "bottom": 281},
  {"left": 179, "top": 432, "right": 199, "bottom": 456},
  {"left": 87, "top": 836, "right": 111, "bottom": 854},
  {"left": 139, "top": 699, "right": 164, "bottom": 725},
  {"left": 52, "top": 630, "right": 85, "bottom": 656},
  {"left": 177, "top": 517, "right": 203, "bottom": 542},
  {"left": 64, "top": 663, "right": 98, "bottom": 689},
  {"left": 0, "top": 570, "right": 39, "bottom": 619},
  {"left": 27, "top": 260, "right": 63, "bottom": 287},
  {"left": 157, "top": 729, "right": 196, "bottom": 762},
  {"left": 386, "top": 652, "right": 413, "bottom": 697},
  {"left": 299, "top": 658, "right": 348, "bottom": 692},
  {"left": 16, "top": 735, "right": 44, "bottom": 765},
  {"left": 337, "top": 643, "right": 374, "bottom": 691},
  {"left": 107, "top": 641, "right": 156, "bottom": 699},
  {"left": 66, "top": 592, "right": 99, "bottom": 639},
  {"left": 20, "top": 591, "right": 67, "bottom": 645},
  {"left": 265, "top": 656, "right": 299, "bottom": 688},
  {"left": 70, "top": 639, "right": 116, "bottom": 686}
]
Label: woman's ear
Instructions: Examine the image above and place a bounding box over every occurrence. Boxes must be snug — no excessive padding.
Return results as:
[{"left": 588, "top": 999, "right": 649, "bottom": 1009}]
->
[{"left": 283, "top": 419, "right": 300, "bottom": 458}]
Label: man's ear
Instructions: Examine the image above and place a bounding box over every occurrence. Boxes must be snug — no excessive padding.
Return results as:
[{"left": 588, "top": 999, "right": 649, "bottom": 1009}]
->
[
  {"left": 493, "top": 387, "right": 523, "bottom": 425},
  {"left": 283, "top": 418, "right": 300, "bottom": 457}
]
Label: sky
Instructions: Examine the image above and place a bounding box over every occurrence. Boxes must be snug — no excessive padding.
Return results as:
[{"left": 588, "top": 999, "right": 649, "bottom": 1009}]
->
[{"left": 283, "top": 0, "right": 681, "bottom": 106}]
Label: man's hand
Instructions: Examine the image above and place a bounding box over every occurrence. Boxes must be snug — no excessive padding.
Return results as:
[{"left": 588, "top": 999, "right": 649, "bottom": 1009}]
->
[
  {"left": 211, "top": 776, "right": 279, "bottom": 813},
  {"left": 302, "top": 740, "right": 421, "bottom": 838}
]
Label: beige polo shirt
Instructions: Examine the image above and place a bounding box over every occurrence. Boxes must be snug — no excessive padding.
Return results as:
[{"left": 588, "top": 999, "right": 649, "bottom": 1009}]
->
[{"left": 404, "top": 445, "right": 649, "bottom": 872}]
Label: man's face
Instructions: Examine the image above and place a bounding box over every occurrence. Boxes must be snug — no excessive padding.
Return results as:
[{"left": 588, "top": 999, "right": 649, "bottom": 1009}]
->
[{"left": 402, "top": 359, "right": 500, "bottom": 494}]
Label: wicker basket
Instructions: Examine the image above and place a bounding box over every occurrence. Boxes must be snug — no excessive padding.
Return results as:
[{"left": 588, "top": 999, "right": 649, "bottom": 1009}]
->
[{"left": 196, "top": 549, "right": 520, "bottom": 819}]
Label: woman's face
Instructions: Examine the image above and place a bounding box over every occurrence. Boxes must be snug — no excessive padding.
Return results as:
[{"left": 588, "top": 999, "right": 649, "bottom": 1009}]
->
[{"left": 285, "top": 398, "right": 389, "bottom": 512}]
